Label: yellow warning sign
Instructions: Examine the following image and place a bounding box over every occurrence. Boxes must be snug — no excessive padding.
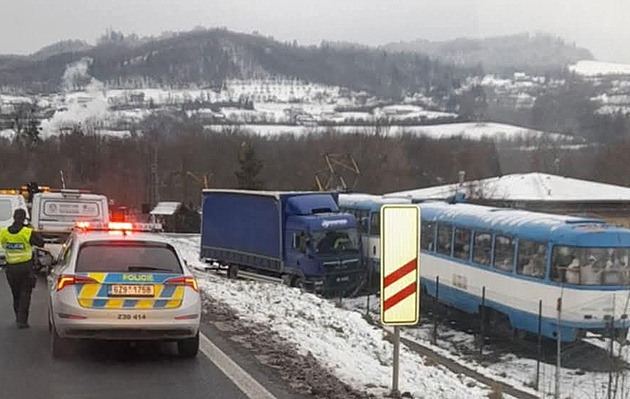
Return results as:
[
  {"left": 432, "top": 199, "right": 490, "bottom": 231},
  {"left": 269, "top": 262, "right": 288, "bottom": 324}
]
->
[{"left": 380, "top": 205, "right": 420, "bottom": 326}]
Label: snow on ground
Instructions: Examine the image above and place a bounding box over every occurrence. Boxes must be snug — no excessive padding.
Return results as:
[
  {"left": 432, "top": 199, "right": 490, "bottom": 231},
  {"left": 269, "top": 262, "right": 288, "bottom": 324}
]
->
[
  {"left": 0, "top": 129, "right": 15, "bottom": 139},
  {"left": 344, "top": 295, "right": 628, "bottom": 399},
  {"left": 570, "top": 60, "right": 630, "bottom": 77},
  {"left": 168, "top": 234, "right": 492, "bottom": 399},
  {"left": 171, "top": 233, "right": 628, "bottom": 399},
  {"left": 203, "top": 122, "right": 566, "bottom": 142}
]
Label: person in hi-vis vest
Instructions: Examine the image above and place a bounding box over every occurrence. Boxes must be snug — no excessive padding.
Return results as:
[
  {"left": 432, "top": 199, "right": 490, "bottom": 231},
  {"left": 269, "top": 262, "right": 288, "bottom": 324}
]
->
[{"left": 1, "top": 209, "right": 45, "bottom": 328}]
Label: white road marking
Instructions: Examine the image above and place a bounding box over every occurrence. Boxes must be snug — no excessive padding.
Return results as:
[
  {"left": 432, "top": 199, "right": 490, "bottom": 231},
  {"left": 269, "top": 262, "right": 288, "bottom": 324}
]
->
[{"left": 199, "top": 333, "right": 278, "bottom": 399}]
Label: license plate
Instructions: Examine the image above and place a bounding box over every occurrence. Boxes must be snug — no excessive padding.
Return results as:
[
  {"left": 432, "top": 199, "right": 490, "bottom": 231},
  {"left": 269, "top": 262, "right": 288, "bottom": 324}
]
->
[
  {"left": 109, "top": 284, "right": 154, "bottom": 297},
  {"left": 118, "top": 314, "right": 147, "bottom": 320},
  {"left": 336, "top": 276, "right": 350, "bottom": 282}
]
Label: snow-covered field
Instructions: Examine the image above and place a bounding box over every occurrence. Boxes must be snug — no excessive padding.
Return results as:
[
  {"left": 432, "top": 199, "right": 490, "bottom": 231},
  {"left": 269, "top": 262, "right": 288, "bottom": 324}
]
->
[
  {"left": 570, "top": 60, "right": 630, "bottom": 77},
  {"left": 168, "top": 233, "right": 630, "bottom": 399},
  {"left": 168, "top": 234, "right": 493, "bottom": 399},
  {"left": 204, "top": 122, "right": 567, "bottom": 141}
]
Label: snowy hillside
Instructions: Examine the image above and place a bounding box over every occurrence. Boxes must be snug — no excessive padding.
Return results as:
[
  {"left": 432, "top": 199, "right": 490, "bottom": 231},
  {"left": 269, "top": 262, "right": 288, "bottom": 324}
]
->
[
  {"left": 204, "top": 122, "right": 568, "bottom": 142},
  {"left": 570, "top": 60, "right": 630, "bottom": 77}
]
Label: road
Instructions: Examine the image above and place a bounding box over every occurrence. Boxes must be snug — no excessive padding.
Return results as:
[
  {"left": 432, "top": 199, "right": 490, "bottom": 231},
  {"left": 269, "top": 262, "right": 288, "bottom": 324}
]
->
[{"left": 0, "top": 273, "right": 298, "bottom": 399}]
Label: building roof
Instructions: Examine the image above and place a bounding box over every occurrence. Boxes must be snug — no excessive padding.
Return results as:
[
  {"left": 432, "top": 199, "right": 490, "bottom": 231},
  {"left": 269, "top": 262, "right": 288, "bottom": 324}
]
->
[
  {"left": 385, "top": 173, "right": 630, "bottom": 203},
  {"left": 150, "top": 201, "right": 181, "bottom": 216}
]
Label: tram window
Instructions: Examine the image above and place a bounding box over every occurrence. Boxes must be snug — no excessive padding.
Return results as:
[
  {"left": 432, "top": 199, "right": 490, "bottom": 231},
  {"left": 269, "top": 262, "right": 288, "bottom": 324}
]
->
[
  {"left": 493, "top": 235, "right": 515, "bottom": 272},
  {"left": 552, "top": 246, "right": 630, "bottom": 285},
  {"left": 517, "top": 240, "right": 546, "bottom": 279},
  {"left": 472, "top": 232, "right": 491, "bottom": 266},
  {"left": 421, "top": 221, "right": 436, "bottom": 252},
  {"left": 370, "top": 212, "right": 380, "bottom": 236},
  {"left": 436, "top": 224, "right": 452, "bottom": 256},
  {"left": 453, "top": 228, "right": 471, "bottom": 260}
]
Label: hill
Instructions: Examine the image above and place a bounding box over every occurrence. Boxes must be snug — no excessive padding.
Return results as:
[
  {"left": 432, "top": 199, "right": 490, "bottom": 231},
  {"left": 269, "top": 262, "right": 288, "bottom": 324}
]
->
[
  {"left": 0, "top": 29, "right": 476, "bottom": 99},
  {"left": 383, "top": 32, "right": 593, "bottom": 74},
  {"left": 31, "top": 39, "right": 93, "bottom": 61}
]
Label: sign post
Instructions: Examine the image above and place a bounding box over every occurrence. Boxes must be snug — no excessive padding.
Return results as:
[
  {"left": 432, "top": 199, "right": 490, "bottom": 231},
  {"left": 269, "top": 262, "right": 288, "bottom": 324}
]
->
[{"left": 380, "top": 205, "right": 421, "bottom": 397}]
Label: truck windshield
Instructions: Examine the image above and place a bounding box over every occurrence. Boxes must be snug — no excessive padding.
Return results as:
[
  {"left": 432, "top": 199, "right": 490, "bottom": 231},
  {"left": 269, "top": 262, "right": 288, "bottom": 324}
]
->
[
  {"left": 311, "top": 228, "right": 359, "bottom": 255},
  {"left": 551, "top": 246, "right": 630, "bottom": 286}
]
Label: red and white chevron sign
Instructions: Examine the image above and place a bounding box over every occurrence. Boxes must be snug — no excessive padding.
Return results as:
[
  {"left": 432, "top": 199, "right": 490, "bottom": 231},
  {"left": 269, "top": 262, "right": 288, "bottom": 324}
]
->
[{"left": 380, "top": 205, "right": 420, "bottom": 326}]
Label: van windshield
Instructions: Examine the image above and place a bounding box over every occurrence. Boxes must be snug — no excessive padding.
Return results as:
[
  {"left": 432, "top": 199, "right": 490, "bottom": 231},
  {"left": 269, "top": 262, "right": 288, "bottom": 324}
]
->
[
  {"left": 76, "top": 241, "right": 182, "bottom": 273},
  {"left": 311, "top": 228, "right": 359, "bottom": 255}
]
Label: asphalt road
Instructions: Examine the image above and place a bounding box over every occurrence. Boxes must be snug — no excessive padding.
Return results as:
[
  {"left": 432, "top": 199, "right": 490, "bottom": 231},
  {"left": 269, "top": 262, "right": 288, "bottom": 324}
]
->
[{"left": 0, "top": 273, "right": 276, "bottom": 399}]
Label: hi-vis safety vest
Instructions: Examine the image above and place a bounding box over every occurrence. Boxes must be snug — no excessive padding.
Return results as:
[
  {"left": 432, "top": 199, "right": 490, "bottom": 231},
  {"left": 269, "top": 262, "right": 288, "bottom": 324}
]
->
[{"left": 0, "top": 226, "right": 33, "bottom": 264}]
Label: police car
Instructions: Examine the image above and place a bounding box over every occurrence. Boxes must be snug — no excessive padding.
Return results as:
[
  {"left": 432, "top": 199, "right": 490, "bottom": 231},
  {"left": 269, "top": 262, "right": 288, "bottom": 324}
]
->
[{"left": 47, "top": 222, "right": 201, "bottom": 358}]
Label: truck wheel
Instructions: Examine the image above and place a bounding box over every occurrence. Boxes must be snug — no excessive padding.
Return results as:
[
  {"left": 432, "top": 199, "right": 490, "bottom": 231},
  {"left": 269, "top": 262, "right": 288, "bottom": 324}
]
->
[
  {"left": 282, "top": 275, "right": 293, "bottom": 286},
  {"left": 178, "top": 333, "right": 199, "bottom": 358},
  {"left": 227, "top": 265, "right": 238, "bottom": 279},
  {"left": 292, "top": 277, "right": 305, "bottom": 290}
]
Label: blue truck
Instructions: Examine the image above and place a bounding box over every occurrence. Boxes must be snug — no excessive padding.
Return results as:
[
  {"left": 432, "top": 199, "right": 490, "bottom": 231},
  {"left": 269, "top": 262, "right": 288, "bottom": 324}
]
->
[{"left": 200, "top": 190, "right": 365, "bottom": 295}]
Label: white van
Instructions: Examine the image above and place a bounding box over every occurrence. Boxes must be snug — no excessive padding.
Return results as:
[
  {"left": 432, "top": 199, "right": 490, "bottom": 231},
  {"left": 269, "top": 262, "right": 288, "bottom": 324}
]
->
[
  {"left": 0, "top": 194, "right": 29, "bottom": 264},
  {"left": 30, "top": 190, "right": 109, "bottom": 248}
]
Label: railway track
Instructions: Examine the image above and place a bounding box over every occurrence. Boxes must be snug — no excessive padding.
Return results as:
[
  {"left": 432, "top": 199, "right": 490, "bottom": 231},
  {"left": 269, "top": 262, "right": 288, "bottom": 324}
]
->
[{"left": 421, "top": 296, "right": 630, "bottom": 373}]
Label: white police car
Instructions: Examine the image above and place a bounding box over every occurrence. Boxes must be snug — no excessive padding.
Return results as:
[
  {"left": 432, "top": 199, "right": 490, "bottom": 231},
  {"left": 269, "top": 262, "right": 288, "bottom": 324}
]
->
[{"left": 47, "top": 222, "right": 201, "bottom": 358}]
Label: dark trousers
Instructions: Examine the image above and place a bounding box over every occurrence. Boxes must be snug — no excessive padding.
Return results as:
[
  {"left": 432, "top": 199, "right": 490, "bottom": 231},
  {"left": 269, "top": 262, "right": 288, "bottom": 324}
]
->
[{"left": 5, "top": 262, "right": 35, "bottom": 324}]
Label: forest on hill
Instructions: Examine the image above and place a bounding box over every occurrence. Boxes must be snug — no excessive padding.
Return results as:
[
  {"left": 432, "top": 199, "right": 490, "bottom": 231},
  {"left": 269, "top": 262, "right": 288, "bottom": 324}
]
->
[{"left": 0, "top": 29, "right": 477, "bottom": 99}]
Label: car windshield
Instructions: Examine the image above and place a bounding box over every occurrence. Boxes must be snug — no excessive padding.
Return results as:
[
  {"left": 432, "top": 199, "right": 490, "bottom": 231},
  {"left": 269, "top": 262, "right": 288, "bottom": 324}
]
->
[
  {"left": 75, "top": 241, "right": 182, "bottom": 273},
  {"left": 311, "top": 228, "right": 359, "bottom": 255},
  {"left": 552, "top": 246, "right": 630, "bottom": 285}
]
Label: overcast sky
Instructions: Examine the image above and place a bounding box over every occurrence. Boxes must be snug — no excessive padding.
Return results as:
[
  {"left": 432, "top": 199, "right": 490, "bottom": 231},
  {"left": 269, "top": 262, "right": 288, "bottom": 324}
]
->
[{"left": 3, "top": 0, "right": 630, "bottom": 63}]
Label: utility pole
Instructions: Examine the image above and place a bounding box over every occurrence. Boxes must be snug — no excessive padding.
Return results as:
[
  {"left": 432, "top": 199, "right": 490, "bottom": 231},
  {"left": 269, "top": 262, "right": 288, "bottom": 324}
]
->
[
  {"left": 59, "top": 170, "right": 66, "bottom": 189},
  {"left": 148, "top": 137, "right": 159, "bottom": 207},
  {"left": 608, "top": 294, "right": 616, "bottom": 399},
  {"left": 555, "top": 297, "right": 562, "bottom": 399}
]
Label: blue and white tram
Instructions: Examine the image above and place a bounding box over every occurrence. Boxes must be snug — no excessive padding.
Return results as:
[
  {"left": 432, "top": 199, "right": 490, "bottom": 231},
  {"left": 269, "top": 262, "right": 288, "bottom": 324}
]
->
[
  {"left": 420, "top": 202, "right": 630, "bottom": 341},
  {"left": 338, "top": 194, "right": 411, "bottom": 289},
  {"left": 343, "top": 194, "right": 630, "bottom": 342}
]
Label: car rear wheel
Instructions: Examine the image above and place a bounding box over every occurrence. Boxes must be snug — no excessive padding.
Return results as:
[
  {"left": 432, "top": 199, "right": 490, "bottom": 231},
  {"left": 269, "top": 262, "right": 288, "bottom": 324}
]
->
[
  {"left": 177, "top": 333, "right": 199, "bottom": 358},
  {"left": 50, "top": 324, "right": 69, "bottom": 359}
]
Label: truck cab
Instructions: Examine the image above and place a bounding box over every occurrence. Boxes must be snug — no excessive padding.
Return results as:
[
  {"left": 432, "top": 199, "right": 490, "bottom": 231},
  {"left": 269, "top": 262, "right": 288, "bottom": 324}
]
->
[
  {"left": 285, "top": 213, "right": 362, "bottom": 294},
  {"left": 282, "top": 194, "right": 363, "bottom": 295}
]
